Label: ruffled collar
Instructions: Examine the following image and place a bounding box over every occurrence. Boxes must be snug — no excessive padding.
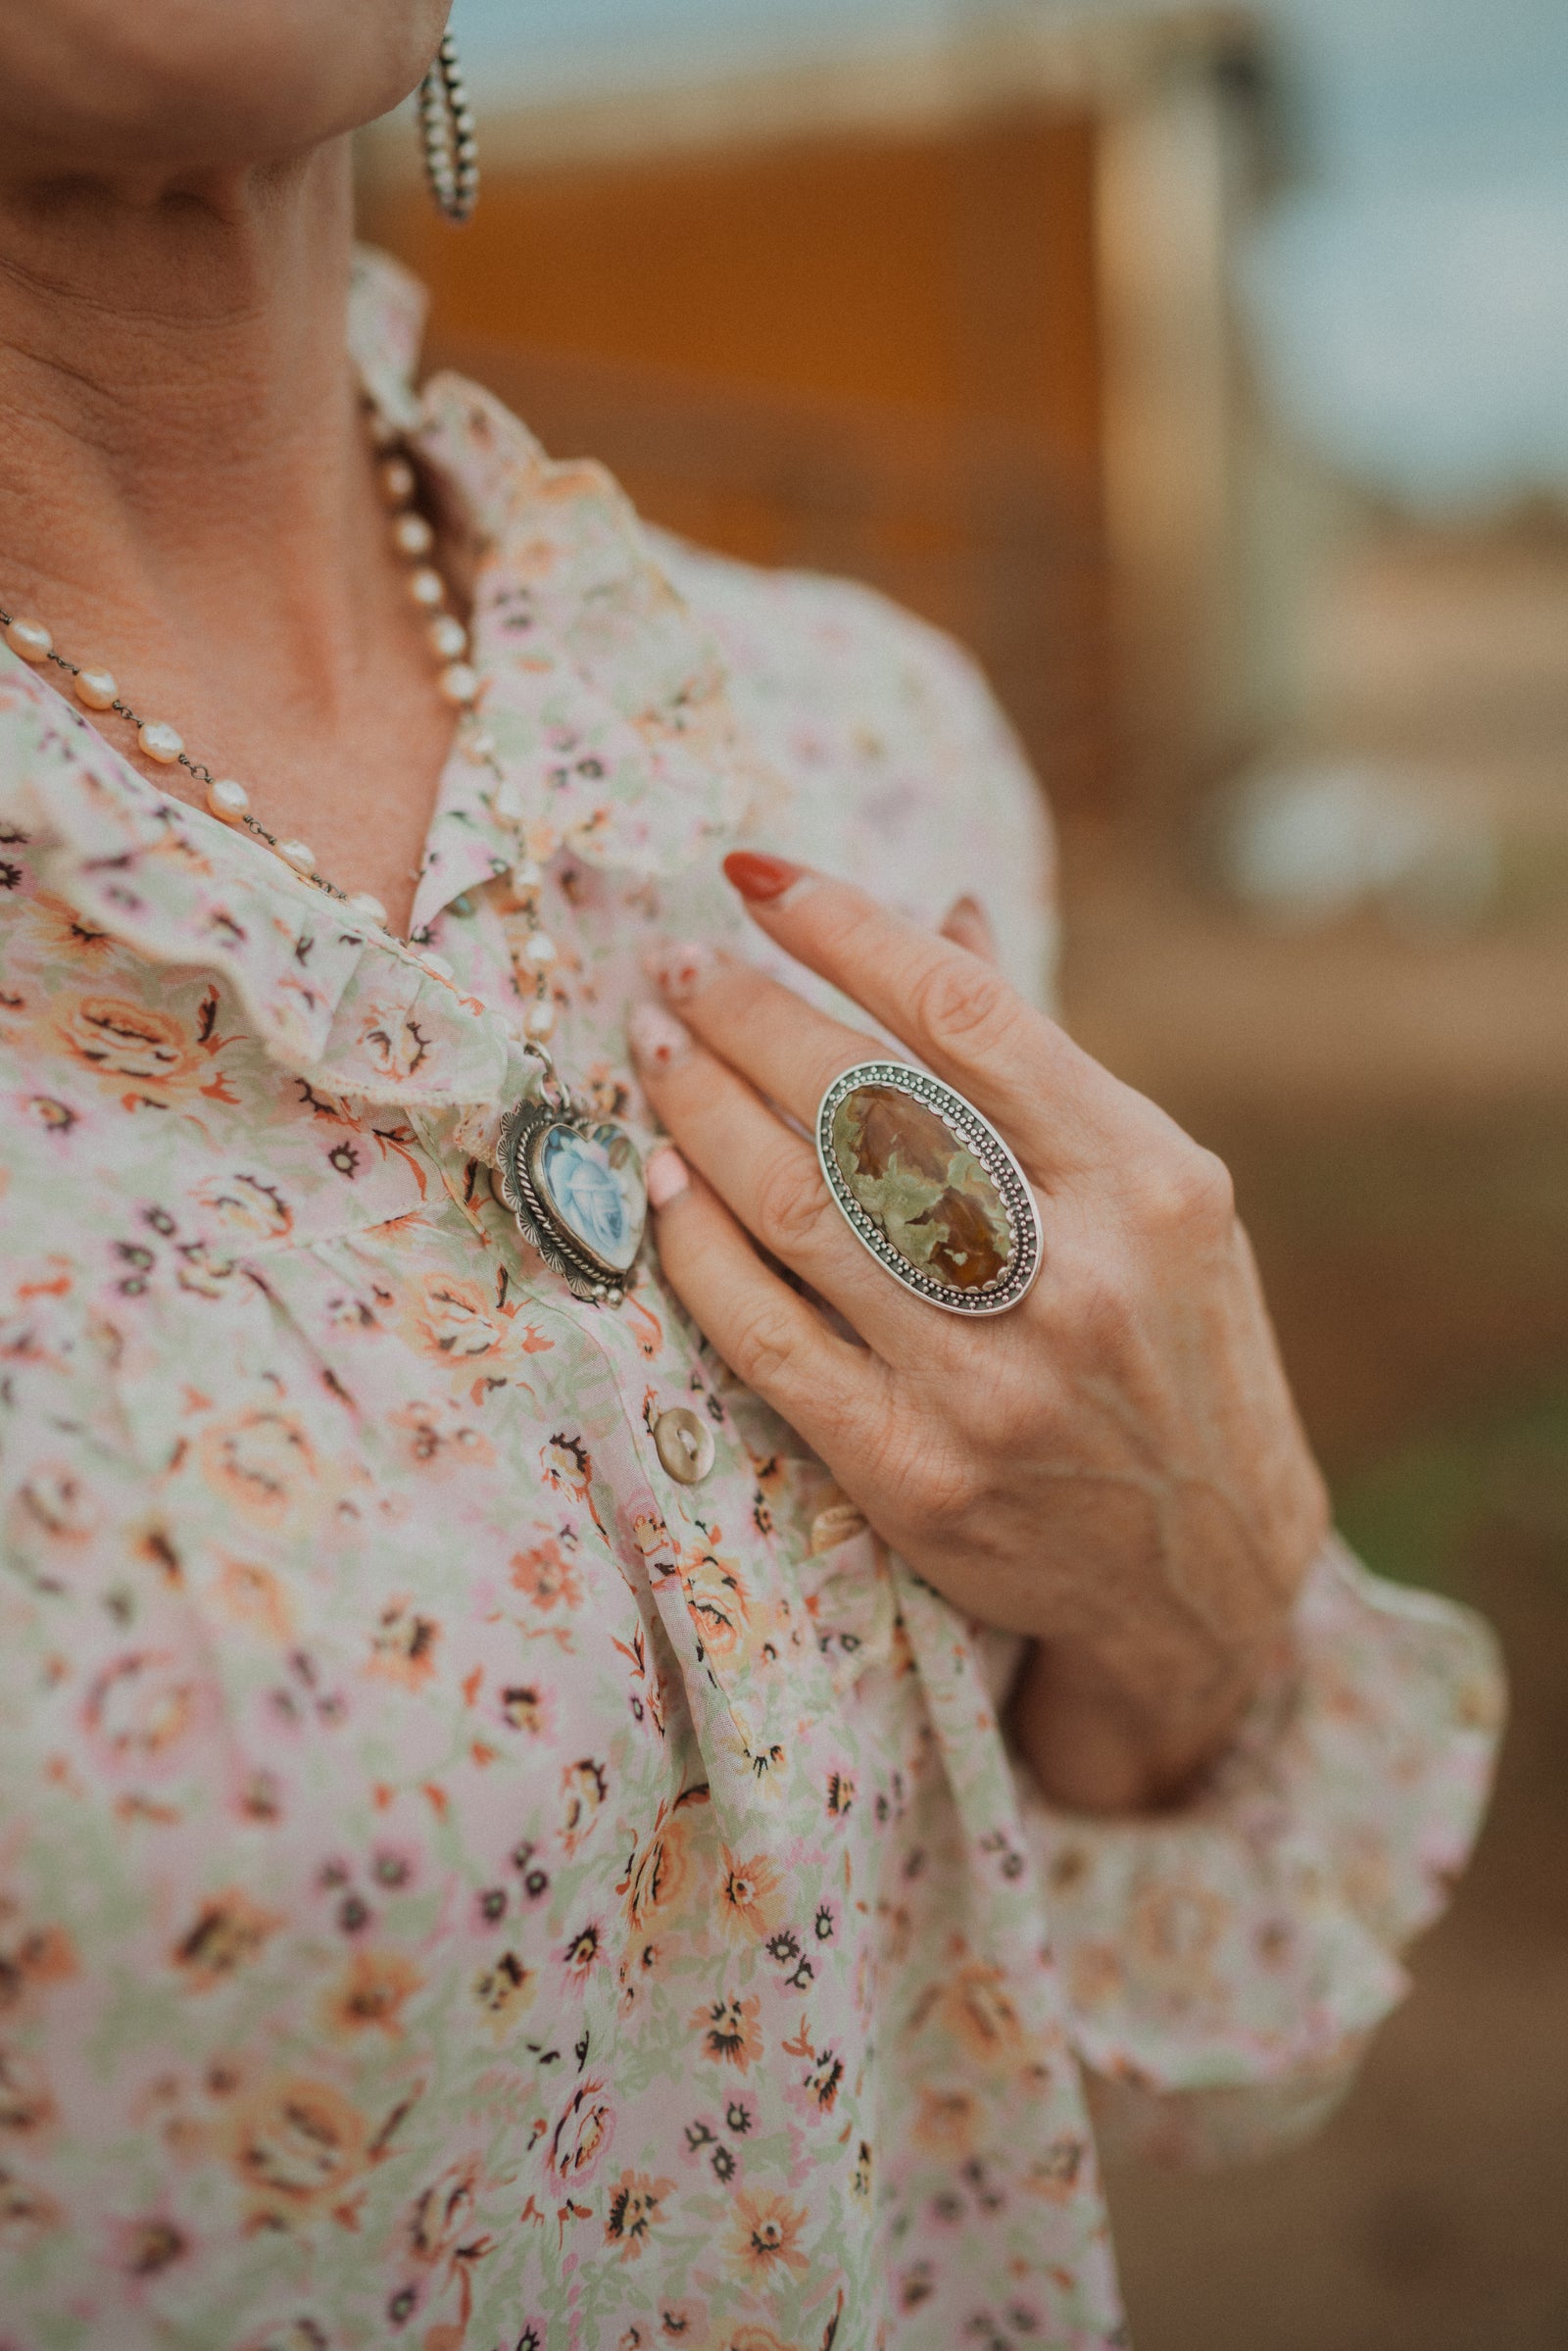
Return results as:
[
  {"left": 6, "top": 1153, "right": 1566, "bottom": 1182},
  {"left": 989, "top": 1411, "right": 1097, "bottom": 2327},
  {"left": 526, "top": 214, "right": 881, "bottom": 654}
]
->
[
  {"left": 0, "top": 246, "right": 777, "bottom": 1106},
  {"left": 0, "top": 677, "right": 521, "bottom": 1108}
]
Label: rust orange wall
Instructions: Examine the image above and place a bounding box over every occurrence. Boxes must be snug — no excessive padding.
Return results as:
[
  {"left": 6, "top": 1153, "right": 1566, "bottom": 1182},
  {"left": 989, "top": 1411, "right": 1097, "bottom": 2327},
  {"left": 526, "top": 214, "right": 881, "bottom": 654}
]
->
[
  {"left": 368, "top": 113, "right": 1102, "bottom": 457},
  {"left": 361, "top": 110, "right": 1112, "bottom": 804}
]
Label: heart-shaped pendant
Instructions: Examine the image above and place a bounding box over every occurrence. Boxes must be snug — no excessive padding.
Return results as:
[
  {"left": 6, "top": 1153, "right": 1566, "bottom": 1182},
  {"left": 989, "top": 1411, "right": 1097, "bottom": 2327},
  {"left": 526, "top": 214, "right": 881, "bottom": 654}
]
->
[{"left": 496, "top": 1094, "right": 647, "bottom": 1304}]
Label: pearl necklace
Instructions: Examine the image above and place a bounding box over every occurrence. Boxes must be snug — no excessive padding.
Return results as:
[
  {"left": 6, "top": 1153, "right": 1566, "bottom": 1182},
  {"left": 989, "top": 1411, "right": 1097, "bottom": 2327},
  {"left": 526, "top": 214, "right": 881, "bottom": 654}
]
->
[
  {"left": 0, "top": 393, "right": 652, "bottom": 1303},
  {"left": 0, "top": 391, "right": 561, "bottom": 1046}
]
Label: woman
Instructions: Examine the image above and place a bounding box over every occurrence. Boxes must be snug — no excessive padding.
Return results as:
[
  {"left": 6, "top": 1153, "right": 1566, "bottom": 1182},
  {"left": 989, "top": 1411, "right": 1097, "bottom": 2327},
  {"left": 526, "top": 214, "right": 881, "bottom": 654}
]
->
[{"left": 0, "top": 7, "right": 1500, "bottom": 2347}]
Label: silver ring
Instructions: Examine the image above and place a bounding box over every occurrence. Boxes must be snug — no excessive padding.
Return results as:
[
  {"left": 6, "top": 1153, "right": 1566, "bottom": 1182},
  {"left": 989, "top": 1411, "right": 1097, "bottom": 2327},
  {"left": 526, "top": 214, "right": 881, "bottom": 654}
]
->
[{"left": 815, "top": 1060, "right": 1043, "bottom": 1315}]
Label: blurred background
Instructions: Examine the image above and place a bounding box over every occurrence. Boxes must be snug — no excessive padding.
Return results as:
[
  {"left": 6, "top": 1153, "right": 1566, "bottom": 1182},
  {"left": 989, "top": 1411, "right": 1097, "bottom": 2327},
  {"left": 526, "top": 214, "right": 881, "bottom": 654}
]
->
[{"left": 360, "top": 2, "right": 1568, "bottom": 2339}]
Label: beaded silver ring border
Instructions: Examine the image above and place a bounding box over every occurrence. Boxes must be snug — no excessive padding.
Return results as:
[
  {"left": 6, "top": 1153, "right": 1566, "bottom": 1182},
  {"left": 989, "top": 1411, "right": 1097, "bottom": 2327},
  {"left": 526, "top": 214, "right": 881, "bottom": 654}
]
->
[{"left": 815, "top": 1059, "right": 1043, "bottom": 1316}]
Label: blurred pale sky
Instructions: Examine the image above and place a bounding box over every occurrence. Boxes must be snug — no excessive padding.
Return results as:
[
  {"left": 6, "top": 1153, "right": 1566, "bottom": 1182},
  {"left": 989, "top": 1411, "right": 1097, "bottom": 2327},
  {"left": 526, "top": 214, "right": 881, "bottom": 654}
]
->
[
  {"left": 448, "top": 0, "right": 1568, "bottom": 509},
  {"left": 453, "top": 0, "right": 1568, "bottom": 181},
  {"left": 452, "top": 0, "right": 952, "bottom": 104}
]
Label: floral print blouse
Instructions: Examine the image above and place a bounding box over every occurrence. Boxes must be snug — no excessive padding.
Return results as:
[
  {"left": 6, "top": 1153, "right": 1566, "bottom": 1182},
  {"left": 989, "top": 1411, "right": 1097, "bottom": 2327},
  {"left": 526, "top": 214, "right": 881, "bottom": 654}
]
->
[{"left": 0, "top": 252, "right": 1501, "bottom": 2351}]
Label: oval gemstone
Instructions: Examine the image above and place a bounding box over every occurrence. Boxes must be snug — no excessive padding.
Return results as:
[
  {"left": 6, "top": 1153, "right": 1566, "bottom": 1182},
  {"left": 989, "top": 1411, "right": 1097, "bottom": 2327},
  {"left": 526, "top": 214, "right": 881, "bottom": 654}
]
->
[
  {"left": 829, "top": 1084, "right": 1012, "bottom": 1291},
  {"left": 532, "top": 1119, "right": 646, "bottom": 1276}
]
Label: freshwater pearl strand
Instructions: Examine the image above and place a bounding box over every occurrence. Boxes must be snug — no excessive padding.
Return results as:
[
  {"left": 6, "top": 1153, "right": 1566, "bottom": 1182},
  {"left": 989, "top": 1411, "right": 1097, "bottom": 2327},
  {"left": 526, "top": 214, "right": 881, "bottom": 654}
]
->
[
  {"left": 0, "top": 600, "right": 386, "bottom": 897},
  {"left": 0, "top": 395, "right": 563, "bottom": 1040}
]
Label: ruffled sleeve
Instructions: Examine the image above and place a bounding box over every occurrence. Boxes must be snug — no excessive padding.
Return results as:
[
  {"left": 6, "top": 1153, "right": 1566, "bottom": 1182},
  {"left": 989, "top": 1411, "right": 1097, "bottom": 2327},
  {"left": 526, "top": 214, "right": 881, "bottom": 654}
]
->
[{"left": 1017, "top": 1538, "right": 1503, "bottom": 2165}]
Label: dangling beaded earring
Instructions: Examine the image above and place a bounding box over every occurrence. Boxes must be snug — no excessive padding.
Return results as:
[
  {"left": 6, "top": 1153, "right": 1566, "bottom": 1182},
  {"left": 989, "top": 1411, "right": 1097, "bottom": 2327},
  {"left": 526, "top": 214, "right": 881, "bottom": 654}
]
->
[{"left": 419, "top": 29, "right": 480, "bottom": 225}]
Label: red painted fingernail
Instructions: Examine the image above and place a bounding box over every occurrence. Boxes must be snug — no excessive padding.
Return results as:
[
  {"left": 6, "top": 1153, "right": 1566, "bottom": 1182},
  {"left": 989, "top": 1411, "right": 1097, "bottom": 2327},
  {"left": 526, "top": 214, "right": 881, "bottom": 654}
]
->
[{"left": 722, "top": 851, "right": 806, "bottom": 902}]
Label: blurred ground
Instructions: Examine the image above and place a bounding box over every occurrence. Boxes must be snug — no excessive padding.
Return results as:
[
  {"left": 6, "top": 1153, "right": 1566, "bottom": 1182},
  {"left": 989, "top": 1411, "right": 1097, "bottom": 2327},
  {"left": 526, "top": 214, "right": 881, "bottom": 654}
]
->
[
  {"left": 1105, "top": 1530, "right": 1568, "bottom": 2351},
  {"left": 1062, "top": 518, "right": 1568, "bottom": 2346}
]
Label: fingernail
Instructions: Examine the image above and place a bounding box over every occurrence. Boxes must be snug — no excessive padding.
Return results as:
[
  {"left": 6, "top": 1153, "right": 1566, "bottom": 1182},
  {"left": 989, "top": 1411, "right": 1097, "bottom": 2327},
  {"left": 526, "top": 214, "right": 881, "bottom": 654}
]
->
[
  {"left": 722, "top": 851, "right": 811, "bottom": 904},
  {"left": 940, "top": 891, "right": 1001, "bottom": 964},
  {"left": 644, "top": 938, "right": 718, "bottom": 1001},
  {"left": 629, "top": 1002, "right": 693, "bottom": 1071},
  {"left": 645, "top": 1144, "right": 690, "bottom": 1209}
]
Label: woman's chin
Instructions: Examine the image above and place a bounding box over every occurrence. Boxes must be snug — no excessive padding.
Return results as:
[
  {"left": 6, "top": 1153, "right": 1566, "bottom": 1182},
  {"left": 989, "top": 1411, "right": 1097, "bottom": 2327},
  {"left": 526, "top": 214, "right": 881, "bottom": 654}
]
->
[{"left": 0, "top": 0, "right": 446, "bottom": 177}]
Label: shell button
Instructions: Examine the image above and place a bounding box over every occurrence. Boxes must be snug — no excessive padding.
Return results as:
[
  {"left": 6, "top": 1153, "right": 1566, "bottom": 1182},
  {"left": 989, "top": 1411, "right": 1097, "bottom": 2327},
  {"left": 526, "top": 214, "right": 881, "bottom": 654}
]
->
[{"left": 653, "top": 1405, "right": 715, "bottom": 1486}]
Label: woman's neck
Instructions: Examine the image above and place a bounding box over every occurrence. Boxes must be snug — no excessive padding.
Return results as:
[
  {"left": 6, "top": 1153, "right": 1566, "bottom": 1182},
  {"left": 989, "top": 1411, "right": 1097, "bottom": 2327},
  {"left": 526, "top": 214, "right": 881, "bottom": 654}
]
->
[
  {"left": 0, "top": 144, "right": 461, "bottom": 932},
  {"left": 0, "top": 145, "right": 369, "bottom": 696}
]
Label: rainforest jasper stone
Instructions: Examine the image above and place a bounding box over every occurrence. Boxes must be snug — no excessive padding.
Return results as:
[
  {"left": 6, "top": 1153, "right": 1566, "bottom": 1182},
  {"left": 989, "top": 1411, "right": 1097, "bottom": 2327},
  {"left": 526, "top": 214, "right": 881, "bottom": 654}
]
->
[
  {"left": 533, "top": 1120, "right": 646, "bottom": 1274},
  {"left": 829, "top": 1084, "right": 1012, "bottom": 1291}
]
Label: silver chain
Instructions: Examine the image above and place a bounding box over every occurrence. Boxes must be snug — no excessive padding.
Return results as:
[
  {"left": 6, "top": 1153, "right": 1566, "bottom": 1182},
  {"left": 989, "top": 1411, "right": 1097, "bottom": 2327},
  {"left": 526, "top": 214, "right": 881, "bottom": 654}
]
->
[{"left": 520, "top": 1039, "right": 577, "bottom": 1117}]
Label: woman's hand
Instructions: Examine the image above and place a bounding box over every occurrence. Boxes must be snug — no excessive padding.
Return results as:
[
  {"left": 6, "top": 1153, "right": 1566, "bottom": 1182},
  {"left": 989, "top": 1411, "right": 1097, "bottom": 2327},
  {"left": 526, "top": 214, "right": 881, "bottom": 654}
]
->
[{"left": 631, "top": 853, "right": 1330, "bottom": 1814}]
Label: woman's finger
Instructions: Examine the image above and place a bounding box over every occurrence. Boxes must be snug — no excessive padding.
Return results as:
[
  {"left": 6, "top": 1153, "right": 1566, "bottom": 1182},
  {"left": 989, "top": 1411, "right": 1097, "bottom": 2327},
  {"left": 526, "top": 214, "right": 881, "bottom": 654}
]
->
[
  {"left": 631, "top": 1004, "right": 931, "bottom": 1350},
  {"left": 646, "top": 896, "right": 1004, "bottom": 1139},
  {"left": 645, "top": 942, "right": 893, "bottom": 1135},
  {"left": 642, "top": 1144, "right": 886, "bottom": 1456},
  {"left": 718, "top": 853, "right": 1128, "bottom": 1175}
]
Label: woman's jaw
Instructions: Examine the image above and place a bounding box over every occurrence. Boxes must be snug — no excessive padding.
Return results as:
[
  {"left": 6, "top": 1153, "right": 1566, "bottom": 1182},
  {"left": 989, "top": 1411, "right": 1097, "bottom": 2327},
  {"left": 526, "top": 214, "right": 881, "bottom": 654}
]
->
[{"left": 0, "top": 0, "right": 449, "bottom": 184}]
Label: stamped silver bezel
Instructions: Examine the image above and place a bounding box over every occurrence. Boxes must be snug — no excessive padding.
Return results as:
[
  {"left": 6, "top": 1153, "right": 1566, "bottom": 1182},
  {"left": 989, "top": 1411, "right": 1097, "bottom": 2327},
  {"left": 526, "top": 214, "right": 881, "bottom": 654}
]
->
[
  {"left": 495, "top": 1096, "right": 645, "bottom": 1306},
  {"left": 815, "top": 1059, "right": 1042, "bottom": 1316}
]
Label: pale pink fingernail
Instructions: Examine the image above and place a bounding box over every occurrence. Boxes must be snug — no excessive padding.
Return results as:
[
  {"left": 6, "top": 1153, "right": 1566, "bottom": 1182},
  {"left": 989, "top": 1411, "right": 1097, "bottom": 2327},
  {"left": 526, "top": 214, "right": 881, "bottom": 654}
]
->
[
  {"left": 629, "top": 1002, "right": 693, "bottom": 1071},
  {"left": 645, "top": 1144, "right": 690, "bottom": 1208},
  {"left": 941, "top": 893, "right": 999, "bottom": 960},
  {"left": 644, "top": 939, "right": 718, "bottom": 1001}
]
